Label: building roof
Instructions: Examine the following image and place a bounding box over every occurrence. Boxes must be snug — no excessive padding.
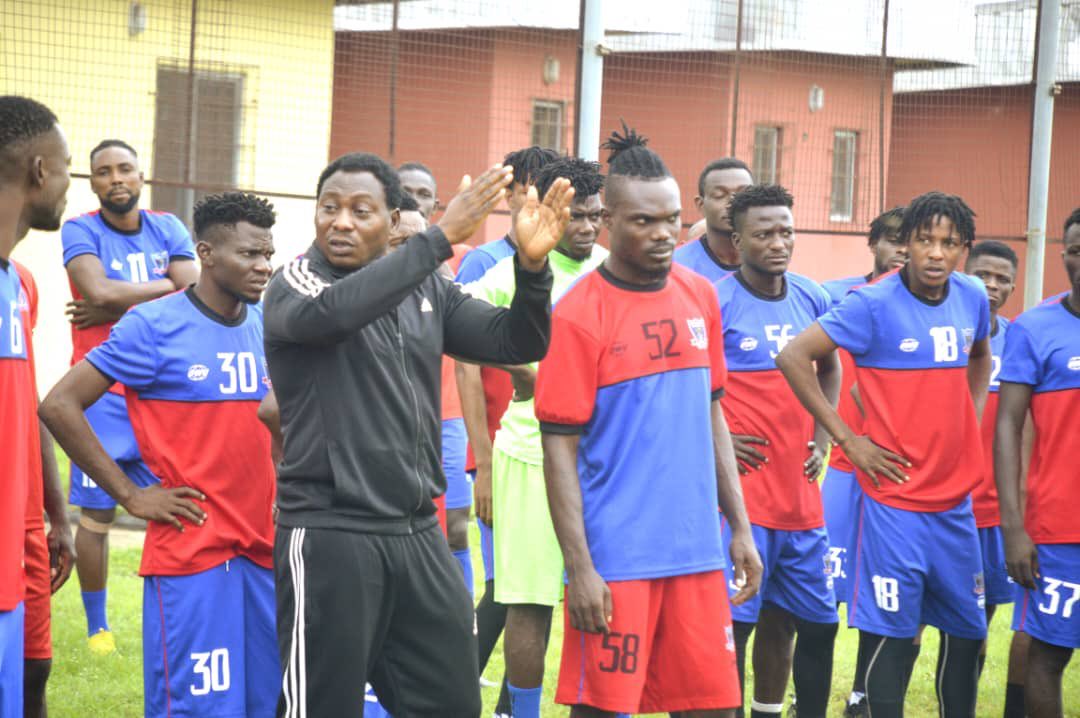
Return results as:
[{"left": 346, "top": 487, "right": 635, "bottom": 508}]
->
[{"left": 894, "top": 0, "right": 1080, "bottom": 92}]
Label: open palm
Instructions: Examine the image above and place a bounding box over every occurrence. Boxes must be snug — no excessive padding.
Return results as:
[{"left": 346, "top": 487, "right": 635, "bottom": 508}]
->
[{"left": 514, "top": 178, "right": 575, "bottom": 265}]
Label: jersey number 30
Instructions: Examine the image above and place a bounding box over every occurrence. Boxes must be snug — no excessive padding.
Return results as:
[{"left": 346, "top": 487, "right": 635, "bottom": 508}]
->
[
  {"left": 217, "top": 352, "right": 259, "bottom": 394},
  {"left": 190, "top": 648, "right": 230, "bottom": 695}
]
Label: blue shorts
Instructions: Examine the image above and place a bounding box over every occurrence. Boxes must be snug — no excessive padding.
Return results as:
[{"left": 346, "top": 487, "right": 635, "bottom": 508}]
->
[
  {"left": 821, "top": 467, "right": 859, "bottom": 605},
  {"left": 1012, "top": 543, "right": 1080, "bottom": 649},
  {"left": 69, "top": 391, "right": 159, "bottom": 510},
  {"left": 442, "top": 418, "right": 472, "bottom": 510},
  {"left": 0, "top": 603, "right": 24, "bottom": 717},
  {"left": 477, "top": 513, "right": 494, "bottom": 582},
  {"left": 143, "top": 557, "right": 279, "bottom": 718},
  {"left": 721, "top": 519, "right": 837, "bottom": 624},
  {"left": 851, "top": 494, "right": 987, "bottom": 640},
  {"left": 978, "top": 526, "right": 1014, "bottom": 606}
]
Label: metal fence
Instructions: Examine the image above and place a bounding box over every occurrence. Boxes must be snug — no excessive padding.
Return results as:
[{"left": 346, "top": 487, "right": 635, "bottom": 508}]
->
[{"left": 3, "top": 0, "right": 1078, "bottom": 382}]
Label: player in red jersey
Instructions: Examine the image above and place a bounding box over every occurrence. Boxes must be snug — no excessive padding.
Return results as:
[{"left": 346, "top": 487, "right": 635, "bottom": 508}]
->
[
  {"left": 996, "top": 209, "right": 1080, "bottom": 718},
  {"left": 0, "top": 95, "right": 72, "bottom": 718},
  {"left": 537, "top": 125, "right": 761, "bottom": 717}
]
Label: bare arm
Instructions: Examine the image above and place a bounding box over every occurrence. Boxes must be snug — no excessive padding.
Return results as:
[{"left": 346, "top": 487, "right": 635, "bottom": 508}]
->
[
  {"left": 39, "top": 361, "right": 205, "bottom": 531},
  {"left": 994, "top": 381, "right": 1037, "bottom": 588},
  {"left": 776, "top": 323, "right": 909, "bottom": 486},
  {"left": 457, "top": 361, "right": 495, "bottom": 525},
  {"left": 967, "top": 336, "right": 992, "bottom": 420},
  {"left": 166, "top": 258, "right": 199, "bottom": 288},
  {"left": 543, "top": 432, "right": 611, "bottom": 633},
  {"left": 66, "top": 253, "right": 176, "bottom": 316},
  {"left": 711, "top": 400, "right": 762, "bottom": 604},
  {"left": 38, "top": 418, "right": 75, "bottom": 593},
  {"left": 806, "top": 348, "right": 842, "bottom": 477}
]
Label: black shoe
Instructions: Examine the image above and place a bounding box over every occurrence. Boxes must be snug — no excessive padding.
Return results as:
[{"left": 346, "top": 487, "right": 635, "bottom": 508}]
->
[
  {"left": 786, "top": 696, "right": 798, "bottom": 717},
  {"left": 843, "top": 694, "right": 868, "bottom": 718}
]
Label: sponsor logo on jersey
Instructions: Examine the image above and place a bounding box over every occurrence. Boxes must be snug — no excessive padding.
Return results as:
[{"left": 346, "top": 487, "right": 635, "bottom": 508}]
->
[
  {"left": 610, "top": 342, "right": 627, "bottom": 357},
  {"left": 687, "top": 317, "right": 708, "bottom": 350},
  {"left": 187, "top": 364, "right": 210, "bottom": 382},
  {"left": 110, "top": 258, "right": 124, "bottom": 271},
  {"left": 420, "top": 297, "right": 433, "bottom": 313},
  {"left": 739, "top": 336, "right": 758, "bottom": 352},
  {"left": 899, "top": 337, "right": 919, "bottom": 352},
  {"left": 1068, "top": 356, "right": 1080, "bottom": 371}
]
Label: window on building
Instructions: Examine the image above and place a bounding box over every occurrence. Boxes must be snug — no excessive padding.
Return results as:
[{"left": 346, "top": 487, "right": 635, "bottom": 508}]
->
[
  {"left": 752, "top": 126, "right": 780, "bottom": 185},
  {"left": 830, "top": 130, "right": 857, "bottom": 222},
  {"left": 153, "top": 66, "right": 242, "bottom": 227},
  {"left": 531, "top": 100, "right": 564, "bottom": 152}
]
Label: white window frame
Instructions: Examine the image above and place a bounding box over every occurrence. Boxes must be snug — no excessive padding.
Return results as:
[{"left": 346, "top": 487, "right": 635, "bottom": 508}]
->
[
  {"left": 830, "top": 130, "right": 857, "bottom": 222},
  {"left": 531, "top": 100, "right": 564, "bottom": 152},
  {"left": 752, "top": 125, "right": 780, "bottom": 185}
]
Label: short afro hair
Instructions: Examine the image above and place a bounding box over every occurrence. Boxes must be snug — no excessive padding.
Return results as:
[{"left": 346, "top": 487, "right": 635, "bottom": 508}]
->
[
  {"left": 502, "top": 146, "right": 560, "bottom": 188},
  {"left": 898, "top": 191, "right": 976, "bottom": 248},
  {"left": 193, "top": 192, "right": 275, "bottom": 241},
  {"left": 317, "top": 152, "right": 405, "bottom": 209},
  {"left": 398, "top": 161, "right": 436, "bottom": 185},
  {"left": 90, "top": 139, "right": 137, "bottom": 166},
  {"left": 1064, "top": 207, "right": 1080, "bottom": 236},
  {"left": 697, "top": 157, "right": 752, "bottom": 196},
  {"left": 726, "top": 184, "right": 795, "bottom": 233},
  {"left": 534, "top": 156, "right": 604, "bottom": 202},
  {"left": 0, "top": 96, "right": 58, "bottom": 153},
  {"left": 967, "top": 240, "right": 1018, "bottom": 270},
  {"left": 868, "top": 206, "right": 905, "bottom": 246}
]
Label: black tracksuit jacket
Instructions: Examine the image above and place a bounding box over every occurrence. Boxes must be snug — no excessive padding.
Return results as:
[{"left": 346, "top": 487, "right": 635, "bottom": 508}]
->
[{"left": 263, "top": 227, "right": 552, "bottom": 534}]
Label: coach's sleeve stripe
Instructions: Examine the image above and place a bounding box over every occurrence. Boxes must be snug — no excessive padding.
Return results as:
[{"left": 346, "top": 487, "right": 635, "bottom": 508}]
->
[{"left": 283, "top": 259, "right": 327, "bottom": 298}]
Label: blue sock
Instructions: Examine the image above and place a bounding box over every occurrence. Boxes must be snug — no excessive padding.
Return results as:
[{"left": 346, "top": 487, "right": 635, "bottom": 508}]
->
[
  {"left": 81, "top": 589, "right": 109, "bottom": 636},
  {"left": 452, "top": 548, "right": 474, "bottom": 599},
  {"left": 508, "top": 682, "right": 542, "bottom": 718}
]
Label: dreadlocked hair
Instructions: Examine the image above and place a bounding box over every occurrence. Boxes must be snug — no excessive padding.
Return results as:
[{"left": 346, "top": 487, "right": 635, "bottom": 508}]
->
[
  {"left": 898, "top": 192, "right": 976, "bottom": 248},
  {"left": 726, "top": 184, "right": 794, "bottom": 233},
  {"left": 534, "top": 156, "right": 604, "bottom": 201},
  {"left": 502, "top": 146, "right": 560, "bottom": 187},
  {"left": 1064, "top": 207, "right": 1080, "bottom": 236},
  {"left": 602, "top": 121, "right": 670, "bottom": 179},
  {"left": 193, "top": 192, "right": 276, "bottom": 240},
  {"left": 868, "top": 206, "right": 905, "bottom": 246}
]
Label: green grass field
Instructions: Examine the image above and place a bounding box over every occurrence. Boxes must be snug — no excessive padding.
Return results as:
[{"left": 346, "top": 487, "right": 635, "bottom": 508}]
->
[{"left": 45, "top": 522, "right": 1080, "bottom": 717}]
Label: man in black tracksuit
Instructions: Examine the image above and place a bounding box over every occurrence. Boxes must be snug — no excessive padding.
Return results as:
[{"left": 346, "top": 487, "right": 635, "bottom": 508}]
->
[{"left": 264, "top": 152, "right": 573, "bottom": 717}]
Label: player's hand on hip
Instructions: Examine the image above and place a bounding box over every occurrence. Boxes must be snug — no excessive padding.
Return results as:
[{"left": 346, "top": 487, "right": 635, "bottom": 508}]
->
[
  {"left": 437, "top": 165, "right": 515, "bottom": 245},
  {"left": 842, "top": 435, "right": 910, "bottom": 487},
  {"left": 1003, "top": 526, "right": 1040, "bottom": 589},
  {"left": 47, "top": 521, "right": 76, "bottom": 594},
  {"left": 125, "top": 484, "right": 207, "bottom": 532},
  {"left": 731, "top": 433, "right": 768, "bottom": 474},
  {"left": 473, "top": 463, "right": 494, "bottom": 527},
  {"left": 566, "top": 566, "right": 612, "bottom": 634},
  {"left": 514, "top": 178, "right": 575, "bottom": 272},
  {"left": 803, "top": 441, "right": 826, "bottom": 480},
  {"left": 728, "top": 529, "right": 763, "bottom": 605}
]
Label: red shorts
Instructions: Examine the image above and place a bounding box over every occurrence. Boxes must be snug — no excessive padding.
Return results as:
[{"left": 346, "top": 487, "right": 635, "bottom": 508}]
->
[
  {"left": 434, "top": 494, "right": 447, "bottom": 537},
  {"left": 23, "top": 528, "right": 52, "bottom": 660},
  {"left": 556, "top": 570, "right": 740, "bottom": 714}
]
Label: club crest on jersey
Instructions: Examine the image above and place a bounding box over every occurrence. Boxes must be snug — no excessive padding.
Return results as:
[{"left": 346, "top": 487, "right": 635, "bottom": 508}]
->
[
  {"left": 187, "top": 364, "right": 210, "bottom": 382},
  {"left": 151, "top": 250, "right": 169, "bottom": 276},
  {"left": 739, "top": 336, "right": 758, "bottom": 352},
  {"left": 687, "top": 317, "right": 708, "bottom": 350},
  {"left": 974, "top": 572, "right": 986, "bottom": 609},
  {"left": 1068, "top": 356, "right": 1080, "bottom": 371},
  {"left": 961, "top": 327, "right": 975, "bottom": 354},
  {"left": 899, "top": 338, "right": 919, "bottom": 352},
  {"left": 725, "top": 625, "right": 735, "bottom": 652}
]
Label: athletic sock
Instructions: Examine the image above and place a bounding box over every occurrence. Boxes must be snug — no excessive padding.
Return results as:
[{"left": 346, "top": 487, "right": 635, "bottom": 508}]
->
[
  {"left": 1003, "top": 683, "right": 1025, "bottom": 718},
  {"left": 852, "top": 630, "right": 871, "bottom": 694},
  {"left": 507, "top": 683, "right": 542, "bottom": 718},
  {"left": 903, "top": 639, "right": 922, "bottom": 689},
  {"left": 494, "top": 676, "right": 512, "bottom": 716},
  {"left": 935, "top": 633, "right": 981, "bottom": 718},
  {"left": 750, "top": 701, "right": 784, "bottom": 718},
  {"left": 977, "top": 652, "right": 986, "bottom": 678},
  {"left": 863, "top": 632, "right": 908, "bottom": 718},
  {"left": 452, "top": 548, "right": 474, "bottom": 599},
  {"left": 733, "top": 620, "right": 755, "bottom": 718},
  {"left": 476, "top": 580, "right": 507, "bottom": 672},
  {"left": 792, "top": 618, "right": 838, "bottom": 718},
  {"left": 81, "top": 589, "right": 109, "bottom": 636}
]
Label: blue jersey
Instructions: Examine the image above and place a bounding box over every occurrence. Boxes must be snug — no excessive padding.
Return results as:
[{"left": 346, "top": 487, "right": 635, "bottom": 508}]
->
[
  {"left": 998, "top": 294, "right": 1080, "bottom": 544},
  {"left": 62, "top": 209, "right": 195, "bottom": 367},
  {"left": 818, "top": 269, "right": 990, "bottom": 511},
  {"left": 86, "top": 289, "right": 274, "bottom": 577},
  {"left": 535, "top": 265, "right": 728, "bottom": 581},
  {"left": 674, "top": 236, "right": 739, "bottom": 284},
  {"left": 717, "top": 271, "right": 831, "bottom": 529},
  {"left": 453, "top": 235, "right": 515, "bottom": 284},
  {"left": 821, "top": 274, "right": 867, "bottom": 307},
  {"left": 973, "top": 316, "right": 1010, "bottom": 526}
]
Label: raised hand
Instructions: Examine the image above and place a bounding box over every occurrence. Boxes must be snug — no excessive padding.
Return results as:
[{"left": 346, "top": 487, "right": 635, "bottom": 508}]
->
[
  {"left": 514, "top": 178, "right": 575, "bottom": 271},
  {"left": 437, "top": 165, "right": 515, "bottom": 245}
]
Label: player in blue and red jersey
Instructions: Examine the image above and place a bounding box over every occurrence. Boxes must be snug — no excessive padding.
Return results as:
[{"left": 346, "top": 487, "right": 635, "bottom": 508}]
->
[
  {"left": 536, "top": 125, "right": 762, "bottom": 717},
  {"left": 0, "top": 95, "right": 72, "bottom": 718},
  {"left": 61, "top": 138, "right": 199, "bottom": 654},
  {"left": 777, "top": 192, "right": 993, "bottom": 718},
  {"left": 717, "top": 185, "right": 840, "bottom": 718},
  {"left": 819, "top": 205, "right": 906, "bottom": 717},
  {"left": 674, "top": 157, "right": 753, "bottom": 283},
  {"left": 456, "top": 146, "right": 559, "bottom": 712},
  {"left": 995, "top": 208, "right": 1080, "bottom": 718},
  {"left": 42, "top": 192, "right": 279, "bottom": 718}
]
